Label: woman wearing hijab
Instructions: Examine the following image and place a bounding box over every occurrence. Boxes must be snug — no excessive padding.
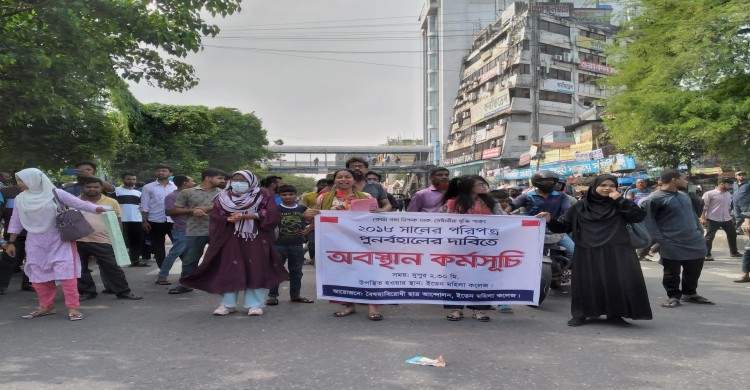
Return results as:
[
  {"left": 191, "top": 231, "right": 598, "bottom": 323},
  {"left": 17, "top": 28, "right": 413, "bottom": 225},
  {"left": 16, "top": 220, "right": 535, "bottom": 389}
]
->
[
  {"left": 2, "top": 168, "right": 104, "bottom": 321},
  {"left": 180, "top": 170, "right": 288, "bottom": 316},
  {"left": 438, "top": 175, "right": 509, "bottom": 322},
  {"left": 545, "top": 174, "right": 652, "bottom": 327}
]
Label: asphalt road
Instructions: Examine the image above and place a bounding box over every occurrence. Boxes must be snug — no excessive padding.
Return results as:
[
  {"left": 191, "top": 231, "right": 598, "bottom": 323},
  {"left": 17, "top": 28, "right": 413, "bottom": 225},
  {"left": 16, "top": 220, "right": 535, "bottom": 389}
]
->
[{"left": 1, "top": 238, "right": 748, "bottom": 390}]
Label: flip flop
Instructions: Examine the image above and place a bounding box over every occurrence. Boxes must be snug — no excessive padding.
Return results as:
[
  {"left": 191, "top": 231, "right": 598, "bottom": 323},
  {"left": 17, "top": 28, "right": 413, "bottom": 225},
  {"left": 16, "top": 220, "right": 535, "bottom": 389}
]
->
[
  {"left": 682, "top": 295, "right": 715, "bottom": 305},
  {"left": 154, "top": 279, "right": 172, "bottom": 285},
  {"left": 21, "top": 308, "right": 56, "bottom": 319},
  {"left": 660, "top": 298, "right": 681, "bottom": 308},
  {"left": 68, "top": 312, "right": 84, "bottom": 321},
  {"left": 368, "top": 312, "right": 384, "bottom": 321},
  {"left": 497, "top": 305, "right": 514, "bottom": 314},
  {"left": 290, "top": 296, "right": 314, "bottom": 303},
  {"left": 333, "top": 308, "right": 356, "bottom": 317}
]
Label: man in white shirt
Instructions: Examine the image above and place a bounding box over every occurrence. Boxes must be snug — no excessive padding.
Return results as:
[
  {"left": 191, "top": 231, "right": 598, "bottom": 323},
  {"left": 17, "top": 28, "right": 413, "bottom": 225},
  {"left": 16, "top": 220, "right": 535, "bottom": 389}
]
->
[
  {"left": 139, "top": 164, "right": 177, "bottom": 269},
  {"left": 115, "top": 172, "right": 148, "bottom": 267}
]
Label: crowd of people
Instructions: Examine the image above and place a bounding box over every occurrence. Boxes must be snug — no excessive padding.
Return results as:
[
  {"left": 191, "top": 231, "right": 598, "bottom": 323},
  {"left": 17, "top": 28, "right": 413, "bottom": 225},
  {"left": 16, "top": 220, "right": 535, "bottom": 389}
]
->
[{"left": 0, "top": 158, "right": 745, "bottom": 326}]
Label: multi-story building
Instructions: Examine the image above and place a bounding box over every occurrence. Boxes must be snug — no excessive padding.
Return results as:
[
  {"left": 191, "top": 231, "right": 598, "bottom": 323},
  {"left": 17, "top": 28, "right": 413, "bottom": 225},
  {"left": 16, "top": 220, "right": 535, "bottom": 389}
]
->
[
  {"left": 419, "top": 0, "right": 498, "bottom": 165},
  {"left": 443, "top": 2, "right": 618, "bottom": 178}
]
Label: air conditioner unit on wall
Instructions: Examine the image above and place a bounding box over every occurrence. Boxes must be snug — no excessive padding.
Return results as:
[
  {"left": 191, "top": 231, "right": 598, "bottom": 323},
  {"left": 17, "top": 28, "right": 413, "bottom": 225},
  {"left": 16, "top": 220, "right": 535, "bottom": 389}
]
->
[
  {"left": 563, "top": 52, "right": 573, "bottom": 62},
  {"left": 554, "top": 54, "right": 563, "bottom": 61}
]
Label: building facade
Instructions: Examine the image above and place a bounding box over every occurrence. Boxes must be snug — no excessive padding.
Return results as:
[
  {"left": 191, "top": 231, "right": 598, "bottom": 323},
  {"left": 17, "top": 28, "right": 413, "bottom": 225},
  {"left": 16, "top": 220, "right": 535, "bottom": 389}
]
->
[
  {"left": 443, "top": 2, "right": 618, "bottom": 178},
  {"left": 419, "top": 0, "right": 499, "bottom": 165}
]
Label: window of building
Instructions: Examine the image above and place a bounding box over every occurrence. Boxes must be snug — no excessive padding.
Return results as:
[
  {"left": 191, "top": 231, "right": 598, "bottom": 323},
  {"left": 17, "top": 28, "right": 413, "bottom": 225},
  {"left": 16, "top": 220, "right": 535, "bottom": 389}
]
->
[
  {"left": 539, "top": 43, "right": 571, "bottom": 56},
  {"left": 578, "top": 51, "right": 607, "bottom": 65},
  {"left": 511, "top": 88, "right": 530, "bottom": 99},
  {"left": 428, "top": 53, "right": 439, "bottom": 69},
  {"left": 578, "top": 73, "right": 602, "bottom": 84},
  {"left": 428, "top": 73, "right": 438, "bottom": 88},
  {"left": 510, "top": 63, "right": 531, "bottom": 75},
  {"left": 546, "top": 68, "right": 571, "bottom": 81},
  {"left": 428, "top": 91, "right": 438, "bottom": 106},
  {"left": 540, "top": 90, "right": 572, "bottom": 104},
  {"left": 428, "top": 17, "right": 437, "bottom": 33},
  {"left": 428, "top": 109, "right": 439, "bottom": 126},
  {"left": 428, "top": 36, "right": 438, "bottom": 51},
  {"left": 539, "top": 20, "right": 570, "bottom": 36},
  {"left": 579, "top": 30, "right": 606, "bottom": 41}
]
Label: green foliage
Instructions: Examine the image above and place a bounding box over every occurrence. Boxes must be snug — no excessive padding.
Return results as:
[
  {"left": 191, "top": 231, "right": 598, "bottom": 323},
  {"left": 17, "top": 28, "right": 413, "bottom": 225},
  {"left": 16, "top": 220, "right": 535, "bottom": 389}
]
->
[
  {"left": 604, "top": 0, "right": 750, "bottom": 168},
  {"left": 112, "top": 104, "right": 273, "bottom": 179},
  {"left": 0, "top": 0, "right": 242, "bottom": 167}
]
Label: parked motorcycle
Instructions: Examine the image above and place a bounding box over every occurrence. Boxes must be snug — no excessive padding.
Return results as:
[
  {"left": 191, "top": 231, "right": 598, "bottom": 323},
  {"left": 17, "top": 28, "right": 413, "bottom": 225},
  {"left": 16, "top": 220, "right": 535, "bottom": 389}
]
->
[{"left": 538, "top": 233, "right": 572, "bottom": 305}]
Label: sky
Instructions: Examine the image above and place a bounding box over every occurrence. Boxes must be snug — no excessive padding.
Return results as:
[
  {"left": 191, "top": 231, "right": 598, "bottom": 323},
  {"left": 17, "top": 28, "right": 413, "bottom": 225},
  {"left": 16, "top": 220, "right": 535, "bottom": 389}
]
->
[{"left": 128, "top": 0, "right": 426, "bottom": 147}]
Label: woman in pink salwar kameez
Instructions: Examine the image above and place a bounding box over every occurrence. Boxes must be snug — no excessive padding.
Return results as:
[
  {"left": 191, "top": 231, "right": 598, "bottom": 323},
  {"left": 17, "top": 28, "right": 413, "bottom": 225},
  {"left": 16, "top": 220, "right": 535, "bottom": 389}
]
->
[{"left": 2, "top": 168, "right": 104, "bottom": 321}]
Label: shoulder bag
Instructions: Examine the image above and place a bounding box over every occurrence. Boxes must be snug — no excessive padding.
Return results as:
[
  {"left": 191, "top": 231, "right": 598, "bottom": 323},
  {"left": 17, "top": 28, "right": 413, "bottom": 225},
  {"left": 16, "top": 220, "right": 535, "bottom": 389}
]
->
[
  {"left": 625, "top": 221, "right": 651, "bottom": 249},
  {"left": 52, "top": 190, "right": 95, "bottom": 241}
]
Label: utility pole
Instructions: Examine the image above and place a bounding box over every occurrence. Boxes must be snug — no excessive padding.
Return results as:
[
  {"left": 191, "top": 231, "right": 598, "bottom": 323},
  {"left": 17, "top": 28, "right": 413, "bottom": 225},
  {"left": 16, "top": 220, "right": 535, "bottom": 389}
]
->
[{"left": 528, "top": 0, "right": 540, "bottom": 162}]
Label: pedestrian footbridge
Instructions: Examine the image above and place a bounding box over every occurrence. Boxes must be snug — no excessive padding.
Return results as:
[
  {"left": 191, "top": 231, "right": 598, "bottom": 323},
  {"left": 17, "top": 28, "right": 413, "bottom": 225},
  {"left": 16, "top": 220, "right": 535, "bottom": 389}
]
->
[{"left": 266, "top": 145, "right": 434, "bottom": 174}]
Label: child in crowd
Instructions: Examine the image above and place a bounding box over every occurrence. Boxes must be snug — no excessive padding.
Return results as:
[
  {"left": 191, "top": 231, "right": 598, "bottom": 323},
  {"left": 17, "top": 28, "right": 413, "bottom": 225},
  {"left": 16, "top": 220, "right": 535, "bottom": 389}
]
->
[
  {"left": 489, "top": 189, "right": 512, "bottom": 214},
  {"left": 266, "top": 185, "right": 314, "bottom": 305}
]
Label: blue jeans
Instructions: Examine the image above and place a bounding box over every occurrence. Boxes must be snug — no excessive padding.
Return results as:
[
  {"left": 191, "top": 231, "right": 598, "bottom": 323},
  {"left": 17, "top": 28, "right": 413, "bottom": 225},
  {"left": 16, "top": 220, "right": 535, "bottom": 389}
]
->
[
  {"left": 558, "top": 234, "right": 575, "bottom": 261},
  {"left": 221, "top": 288, "right": 267, "bottom": 309},
  {"left": 268, "top": 244, "right": 305, "bottom": 297},
  {"left": 742, "top": 250, "right": 750, "bottom": 273},
  {"left": 158, "top": 229, "right": 186, "bottom": 278},
  {"left": 180, "top": 235, "right": 210, "bottom": 278}
]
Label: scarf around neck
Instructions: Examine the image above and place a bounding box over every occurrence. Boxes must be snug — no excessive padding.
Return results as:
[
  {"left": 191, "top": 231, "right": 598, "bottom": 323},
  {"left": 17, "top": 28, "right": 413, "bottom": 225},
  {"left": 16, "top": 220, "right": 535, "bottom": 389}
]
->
[{"left": 217, "top": 170, "right": 262, "bottom": 240}]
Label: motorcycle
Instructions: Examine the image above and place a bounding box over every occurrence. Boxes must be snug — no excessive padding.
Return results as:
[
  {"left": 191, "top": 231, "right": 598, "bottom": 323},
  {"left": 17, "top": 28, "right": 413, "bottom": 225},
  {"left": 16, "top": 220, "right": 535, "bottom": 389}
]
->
[{"left": 538, "top": 233, "right": 572, "bottom": 305}]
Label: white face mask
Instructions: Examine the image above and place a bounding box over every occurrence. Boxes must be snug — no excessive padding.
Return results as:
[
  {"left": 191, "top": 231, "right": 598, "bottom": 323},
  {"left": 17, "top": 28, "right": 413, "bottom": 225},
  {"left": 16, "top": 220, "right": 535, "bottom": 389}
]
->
[{"left": 232, "top": 181, "right": 250, "bottom": 194}]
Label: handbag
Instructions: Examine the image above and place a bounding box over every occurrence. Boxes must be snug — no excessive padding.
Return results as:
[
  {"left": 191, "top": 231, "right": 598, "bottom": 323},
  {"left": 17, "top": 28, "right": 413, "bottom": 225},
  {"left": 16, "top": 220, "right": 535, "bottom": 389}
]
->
[
  {"left": 52, "top": 190, "right": 95, "bottom": 241},
  {"left": 626, "top": 221, "right": 651, "bottom": 249}
]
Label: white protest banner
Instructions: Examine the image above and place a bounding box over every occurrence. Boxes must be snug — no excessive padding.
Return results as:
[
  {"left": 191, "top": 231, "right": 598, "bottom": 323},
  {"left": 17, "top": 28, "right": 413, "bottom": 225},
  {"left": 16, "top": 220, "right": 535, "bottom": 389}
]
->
[{"left": 315, "top": 211, "right": 545, "bottom": 305}]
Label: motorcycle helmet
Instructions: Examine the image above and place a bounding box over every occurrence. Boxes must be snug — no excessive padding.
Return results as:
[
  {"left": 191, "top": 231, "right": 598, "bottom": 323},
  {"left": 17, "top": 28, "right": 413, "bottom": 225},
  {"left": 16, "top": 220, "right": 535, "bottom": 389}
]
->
[{"left": 531, "top": 170, "right": 559, "bottom": 193}]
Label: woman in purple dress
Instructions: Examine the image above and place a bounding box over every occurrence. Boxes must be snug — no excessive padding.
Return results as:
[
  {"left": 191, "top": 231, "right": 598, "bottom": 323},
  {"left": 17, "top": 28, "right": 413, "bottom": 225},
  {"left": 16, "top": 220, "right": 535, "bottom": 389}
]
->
[
  {"left": 2, "top": 168, "right": 104, "bottom": 321},
  {"left": 180, "top": 170, "right": 288, "bottom": 316}
]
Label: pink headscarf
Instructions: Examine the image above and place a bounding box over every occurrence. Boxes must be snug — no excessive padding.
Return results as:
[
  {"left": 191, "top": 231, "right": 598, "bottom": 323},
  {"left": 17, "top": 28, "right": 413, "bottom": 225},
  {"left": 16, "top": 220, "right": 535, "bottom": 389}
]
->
[{"left": 217, "top": 170, "right": 263, "bottom": 240}]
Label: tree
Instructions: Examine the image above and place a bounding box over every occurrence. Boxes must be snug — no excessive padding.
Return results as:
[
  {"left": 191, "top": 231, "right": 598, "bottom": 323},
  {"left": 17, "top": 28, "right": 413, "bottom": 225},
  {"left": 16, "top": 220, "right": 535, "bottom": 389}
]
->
[
  {"left": 604, "top": 0, "right": 750, "bottom": 168},
  {"left": 112, "top": 104, "right": 273, "bottom": 179},
  {"left": 0, "top": 0, "right": 242, "bottom": 164},
  {"left": 201, "top": 107, "right": 275, "bottom": 173}
]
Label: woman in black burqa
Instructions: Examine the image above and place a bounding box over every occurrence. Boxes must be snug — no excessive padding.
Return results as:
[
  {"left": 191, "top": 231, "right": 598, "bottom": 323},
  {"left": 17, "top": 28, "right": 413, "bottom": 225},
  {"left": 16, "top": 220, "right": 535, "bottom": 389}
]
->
[{"left": 544, "top": 174, "right": 653, "bottom": 326}]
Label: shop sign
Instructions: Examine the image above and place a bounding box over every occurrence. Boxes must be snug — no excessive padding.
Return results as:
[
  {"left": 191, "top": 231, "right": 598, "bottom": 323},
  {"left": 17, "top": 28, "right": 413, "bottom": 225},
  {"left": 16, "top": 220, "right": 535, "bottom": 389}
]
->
[
  {"left": 579, "top": 61, "right": 613, "bottom": 74},
  {"left": 482, "top": 147, "right": 501, "bottom": 159},
  {"left": 575, "top": 149, "right": 604, "bottom": 162},
  {"left": 534, "top": 2, "right": 572, "bottom": 17},
  {"left": 470, "top": 89, "right": 511, "bottom": 120},
  {"left": 577, "top": 36, "right": 611, "bottom": 52},
  {"left": 542, "top": 79, "right": 574, "bottom": 94}
]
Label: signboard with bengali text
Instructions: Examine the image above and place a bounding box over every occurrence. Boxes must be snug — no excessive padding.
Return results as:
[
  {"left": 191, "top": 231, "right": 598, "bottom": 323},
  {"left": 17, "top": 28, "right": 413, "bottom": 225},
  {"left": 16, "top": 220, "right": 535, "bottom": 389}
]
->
[{"left": 315, "top": 212, "right": 544, "bottom": 305}]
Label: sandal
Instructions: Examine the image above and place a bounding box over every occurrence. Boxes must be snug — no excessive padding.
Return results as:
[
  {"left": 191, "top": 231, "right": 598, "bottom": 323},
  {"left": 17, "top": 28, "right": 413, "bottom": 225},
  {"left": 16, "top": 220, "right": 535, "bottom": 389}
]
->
[
  {"left": 68, "top": 312, "right": 84, "bottom": 321},
  {"left": 154, "top": 279, "right": 172, "bottom": 285},
  {"left": 446, "top": 309, "right": 463, "bottom": 321},
  {"left": 333, "top": 306, "right": 356, "bottom": 317},
  {"left": 472, "top": 310, "right": 491, "bottom": 322},
  {"left": 368, "top": 312, "right": 384, "bottom": 321},
  {"left": 497, "top": 305, "right": 513, "bottom": 314},
  {"left": 660, "top": 298, "right": 681, "bottom": 308},
  {"left": 265, "top": 297, "right": 279, "bottom": 306},
  {"left": 681, "top": 294, "right": 715, "bottom": 305},
  {"left": 290, "top": 296, "right": 314, "bottom": 303},
  {"left": 21, "top": 307, "right": 56, "bottom": 319}
]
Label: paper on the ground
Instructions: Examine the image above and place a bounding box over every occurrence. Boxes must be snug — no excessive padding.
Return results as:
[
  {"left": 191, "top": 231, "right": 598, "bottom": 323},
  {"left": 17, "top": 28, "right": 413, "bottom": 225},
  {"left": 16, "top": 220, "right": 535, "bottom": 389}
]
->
[{"left": 404, "top": 355, "right": 446, "bottom": 367}]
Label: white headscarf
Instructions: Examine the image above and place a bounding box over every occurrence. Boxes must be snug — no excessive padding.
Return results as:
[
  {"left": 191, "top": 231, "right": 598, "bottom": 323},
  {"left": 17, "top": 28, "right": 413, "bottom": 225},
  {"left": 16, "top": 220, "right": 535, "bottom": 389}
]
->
[{"left": 14, "top": 168, "right": 59, "bottom": 233}]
